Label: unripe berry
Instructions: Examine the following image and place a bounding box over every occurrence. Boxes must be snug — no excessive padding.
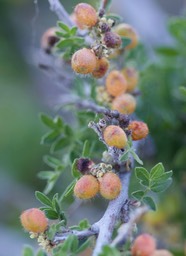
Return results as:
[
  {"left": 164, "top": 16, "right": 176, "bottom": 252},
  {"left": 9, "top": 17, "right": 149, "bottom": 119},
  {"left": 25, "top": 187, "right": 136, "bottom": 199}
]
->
[
  {"left": 103, "top": 125, "right": 127, "bottom": 149},
  {"left": 131, "top": 234, "right": 156, "bottom": 256},
  {"left": 151, "top": 250, "right": 173, "bottom": 256},
  {"left": 106, "top": 70, "right": 127, "bottom": 97},
  {"left": 74, "top": 175, "right": 99, "bottom": 199},
  {"left": 121, "top": 67, "right": 139, "bottom": 92},
  {"left": 112, "top": 93, "right": 136, "bottom": 114},
  {"left": 20, "top": 208, "right": 48, "bottom": 233},
  {"left": 114, "top": 23, "right": 138, "bottom": 50},
  {"left": 74, "top": 3, "right": 98, "bottom": 28},
  {"left": 92, "top": 57, "right": 109, "bottom": 78},
  {"left": 40, "top": 27, "right": 59, "bottom": 53},
  {"left": 103, "top": 31, "right": 122, "bottom": 49},
  {"left": 128, "top": 121, "right": 149, "bottom": 141},
  {"left": 71, "top": 48, "right": 97, "bottom": 74},
  {"left": 99, "top": 172, "right": 122, "bottom": 200}
]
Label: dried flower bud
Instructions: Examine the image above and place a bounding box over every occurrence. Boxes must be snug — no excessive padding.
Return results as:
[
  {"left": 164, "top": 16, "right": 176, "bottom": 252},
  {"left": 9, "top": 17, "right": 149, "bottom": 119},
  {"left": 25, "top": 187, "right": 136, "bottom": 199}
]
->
[
  {"left": 76, "top": 158, "right": 95, "bottom": 175},
  {"left": 103, "top": 31, "right": 122, "bottom": 48}
]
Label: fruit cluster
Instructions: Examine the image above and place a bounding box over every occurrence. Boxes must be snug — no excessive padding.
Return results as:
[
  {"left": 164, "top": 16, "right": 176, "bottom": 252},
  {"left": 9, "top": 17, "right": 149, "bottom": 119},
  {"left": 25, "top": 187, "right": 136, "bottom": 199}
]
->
[
  {"left": 131, "top": 233, "right": 173, "bottom": 256},
  {"left": 74, "top": 160, "right": 122, "bottom": 200}
]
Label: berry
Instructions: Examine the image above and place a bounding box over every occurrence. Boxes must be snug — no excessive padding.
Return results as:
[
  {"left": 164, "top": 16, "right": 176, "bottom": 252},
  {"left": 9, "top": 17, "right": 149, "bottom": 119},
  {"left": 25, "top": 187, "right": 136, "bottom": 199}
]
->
[
  {"left": 40, "top": 27, "right": 59, "bottom": 53},
  {"left": 128, "top": 121, "right": 149, "bottom": 141},
  {"left": 103, "top": 125, "right": 127, "bottom": 149},
  {"left": 99, "top": 172, "right": 122, "bottom": 200},
  {"left": 114, "top": 23, "right": 138, "bottom": 50},
  {"left": 20, "top": 208, "right": 48, "bottom": 233},
  {"left": 112, "top": 93, "right": 136, "bottom": 114},
  {"left": 71, "top": 48, "right": 97, "bottom": 74},
  {"left": 131, "top": 234, "right": 156, "bottom": 256},
  {"left": 74, "top": 3, "right": 98, "bottom": 28},
  {"left": 151, "top": 250, "right": 173, "bottom": 256},
  {"left": 121, "top": 67, "right": 139, "bottom": 92},
  {"left": 103, "top": 31, "right": 122, "bottom": 49},
  {"left": 106, "top": 70, "right": 127, "bottom": 97},
  {"left": 70, "top": 13, "right": 84, "bottom": 29},
  {"left": 74, "top": 175, "right": 99, "bottom": 199},
  {"left": 92, "top": 57, "right": 109, "bottom": 78}
]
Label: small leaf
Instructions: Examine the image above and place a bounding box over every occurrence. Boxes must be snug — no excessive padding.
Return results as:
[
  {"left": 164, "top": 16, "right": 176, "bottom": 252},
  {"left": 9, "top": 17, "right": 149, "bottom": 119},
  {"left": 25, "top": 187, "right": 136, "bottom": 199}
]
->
[
  {"left": 82, "top": 140, "right": 90, "bottom": 157},
  {"left": 106, "top": 13, "right": 122, "bottom": 23},
  {"left": 51, "top": 137, "right": 70, "bottom": 152},
  {"left": 36, "top": 249, "right": 47, "bottom": 256},
  {"left": 64, "top": 124, "right": 73, "bottom": 136},
  {"left": 44, "top": 209, "right": 59, "bottom": 220},
  {"left": 150, "top": 178, "right": 172, "bottom": 193},
  {"left": 135, "top": 167, "right": 149, "bottom": 186},
  {"left": 155, "top": 46, "right": 179, "bottom": 56},
  {"left": 71, "top": 159, "right": 81, "bottom": 178},
  {"left": 150, "top": 163, "right": 164, "bottom": 180},
  {"left": 142, "top": 196, "right": 156, "bottom": 211},
  {"left": 104, "top": 0, "right": 112, "bottom": 11},
  {"left": 180, "top": 86, "right": 186, "bottom": 98},
  {"left": 56, "top": 38, "right": 73, "bottom": 49},
  {"left": 52, "top": 194, "right": 61, "bottom": 214},
  {"left": 120, "top": 149, "right": 130, "bottom": 162},
  {"left": 76, "top": 238, "right": 91, "bottom": 254},
  {"left": 130, "top": 150, "right": 143, "bottom": 165},
  {"left": 22, "top": 246, "right": 34, "bottom": 256},
  {"left": 131, "top": 190, "right": 145, "bottom": 200},
  {"left": 54, "top": 116, "right": 64, "bottom": 129},
  {"left": 60, "top": 180, "right": 76, "bottom": 202},
  {"left": 121, "top": 37, "right": 132, "bottom": 48},
  {"left": 41, "top": 130, "right": 60, "bottom": 145},
  {"left": 78, "top": 219, "right": 90, "bottom": 230},
  {"left": 37, "top": 171, "right": 55, "bottom": 180},
  {"left": 35, "top": 191, "right": 52, "bottom": 207},
  {"left": 99, "top": 245, "right": 121, "bottom": 256},
  {"left": 57, "top": 21, "right": 70, "bottom": 32},
  {"left": 43, "top": 155, "right": 62, "bottom": 169},
  {"left": 152, "top": 170, "right": 173, "bottom": 183},
  {"left": 70, "top": 26, "right": 78, "bottom": 36},
  {"left": 40, "top": 113, "right": 56, "bottom": 129}
]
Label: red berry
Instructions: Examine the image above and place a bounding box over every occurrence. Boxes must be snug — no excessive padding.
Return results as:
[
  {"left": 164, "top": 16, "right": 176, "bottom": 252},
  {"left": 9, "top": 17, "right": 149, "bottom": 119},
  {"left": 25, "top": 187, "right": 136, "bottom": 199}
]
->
[
  {"left": 131, "top": 233, "right": 156, "bottom": 256},
  {"left": 92, "top": 57, "right": 109, "bottom": 78},
  {"left": 74, "top": 175, "right": 99, "bottom": 199},
  {"left": 128, "top": 121, "right": 149, "bottom": 141}
]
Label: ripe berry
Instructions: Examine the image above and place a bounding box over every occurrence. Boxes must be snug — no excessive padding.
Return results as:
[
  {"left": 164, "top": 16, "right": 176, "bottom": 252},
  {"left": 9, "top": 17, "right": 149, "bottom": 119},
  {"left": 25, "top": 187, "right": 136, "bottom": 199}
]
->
[
  {"left": 128, "top": 121, "right": 149, "bottom": 141},
  {"left": 99, "top": 172, "right": 122, "bottom": 200},
  {"left": 20, "top": 208, "right": 48, "bottom": 233},
  {"left": 106, "top": 70, "right": 127, "bottom": 97},
  {"left": 103, "top": 31, "right": 122, "bottom": 49},
  {"left": 103, "top": 125, "right": 127, "bottom": 149},
  {"left": 151, "top": 250, "right": 173, "bottom": 256},
  {"left": 71, "top": 48, "right": 97, "bottom": 74},
  {"left": 92, "top": 57, "right": 109, "bottom": 78},
  {"left": 114, "top": 23, "right": 138, "bottom": 50},
  {"left": 74, "top": 175, "right": 99, "bottom": 199},
  {"left": 112, "top": 93, "right": 136, "bottom": 114},
  {"left": 121, "top": 67, "right": 139, "bottom": 92},
  {"left": 74, "top": 3, "right": 98, "bottom": 28},
  {"left": 40, "top": 27, "right": 59, "bottom": 53},
  {"left": 70, "top": 13, "right": 84, "bottom": 29},
  {"left": 131, "top": 234, "right": 156, "bottom": 256}
]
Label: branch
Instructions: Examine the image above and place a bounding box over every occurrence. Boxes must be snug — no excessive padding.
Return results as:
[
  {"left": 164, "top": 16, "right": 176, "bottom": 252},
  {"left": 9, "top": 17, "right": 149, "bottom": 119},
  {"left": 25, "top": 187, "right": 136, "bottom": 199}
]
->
[
  {"left": 47, "top": 0, "right": 74, "bottom": 27},
  {"left": 111, "top": 205, "right": 149, "bottom": 247}
]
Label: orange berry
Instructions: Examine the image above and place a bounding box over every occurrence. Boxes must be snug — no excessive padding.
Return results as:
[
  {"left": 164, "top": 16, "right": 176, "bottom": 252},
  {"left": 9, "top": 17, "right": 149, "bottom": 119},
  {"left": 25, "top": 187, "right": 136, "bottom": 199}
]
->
[
  {"left": 92, "top": 57, "right": 109, "bottom": 78},
  {"left": 103, "top": 31, "right": 122, "bottom": 49},
  {"left": 151, "top": 250, "right": 173, "bottom": 256},
  {"left": 106, "top": 70, "right": 127, "bottom": 97},
  {"left": 74, "top": 175, "right": 99, "bottom": 199},
  {"left": 114, "top": 23, "right": 138, "bottom": 50},
  {"left": 131, "top": 234, "right": 156, "bottom": 256},
  {"left": 103, "top": 125, "right": 127, "bottom": 149},
  {"left": 112, "top": 93, "right": 136, "bottom": 114},
  {"left": 40, "top": 27, "right": 59, "bottom": 53},
  {"left": 121, "top": 67, "right": 139, "bottom": 92},
  {"left": 71, "top": 48, "right": 97, "bottom": 74},
  {"left": 128, "top": 121, "right": 149, "bottom": 141},
  {"left": 74, "top": 3, "right": 98, "bottom": 28},
  {"left": 20, "top": 208, "right": 48, "bottom": 233},
  {"left": 99, "top": 172, "right": 122, "bottom": 200},
  {"left": 70, "top": 13, "right": 84, "bottom": 29}
]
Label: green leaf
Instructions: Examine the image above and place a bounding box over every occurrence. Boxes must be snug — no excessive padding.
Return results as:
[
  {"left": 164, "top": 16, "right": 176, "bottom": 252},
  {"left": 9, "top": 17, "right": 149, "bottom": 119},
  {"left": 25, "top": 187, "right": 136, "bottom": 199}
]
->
[
  {"left": 64, "top": 124, "right": 73, "bottom": 136},
  {"left": 82, "top": 140, "right": 90, "bottom": 157},
  {"left": 60, "top": 180, "right": 76, "bottom": 202},
  {"left": 40, "top": 113, "right": 56, "bottom": 129},
  {"left": 150, "top": 163, "right": 164, "bottom": 180},
  {"left": 104, "top": 0, "right": 112, "bottom": 11},
  {"left": 57, "top": 21, "right": 70, "bottom": 32},
  {"left": 44, "top": 209, "right": 59, "bottom": 220},
  {"left": 99, "top": 245, "right": 121, "bottom": 256},
  {"left": 22, "top": 246, "right": 34, "bottom": 256},
  {"left": 55, "top": 31, "right": 69, "bottom": 38},
  {"left": 150, "top": 178, "right": 172, "bottom": 193},
  {"left": 51, "top": 137, "right": 70, "bottom": 152},
  {"left": 121, "top": 37, "right": 132, "bottom": 48},
  {"left": 106, "top": 13, "right": 122, "bottom": 23},
  {"left": 131, "top": 190, "right": 145, "bottom": 200},
  {"left": 37, "top": 171, "right": 55, "bottom": 180},
  {"left": 142, "top": 196, "right": 156, "bottom": 211},
  {"left": 71, "top": 158, "right": 81, "bottom": 178},
  {"left": 152, "top": 170, "right": 173, "bottom": 183},
  {"left": 36, "top": 249, "right": 47, "bottom": 256},
  {"left": 78, "top": 219, "right": 90, "bottom": 230},
  {"left": 70, "top": 26, "right": 78, "bottom": 36},
  {"left": 180, "top": 86, "right": 186, "bottom": 98},
  {"left": 43, "top": 155, "right": 63, "bottom": 169},
  {"left": 54, "top": 116, "right": 64, "bottom": 129},
  {"left": 56, "top": 38, "right": 74, "bottom": 49},
  {"left": 155, "top": 46, "right": 179, "bottom": 56},
  {"left": 130, "top": 150, "right": 143, "bottom": 165},
  {"left": 35, "top": 191, "right": 52, "bottom": 207},
  {"left": 120, "top": 149, "right": 130, "bottom": 162},
  {"left": 41, "top": 130, "right": 60, "bottom": 145},
  {"left": 135, "top": 167, "right": 149, "bottom": 186},
  {"left": 52, "top": 194, "right": 61, "bottom": 214},
  {"left": 76, "top": 238, "right": 91, "bottom": 254},
  {"left": 169, "top": 18, "right": 186, "bottom": 44}
]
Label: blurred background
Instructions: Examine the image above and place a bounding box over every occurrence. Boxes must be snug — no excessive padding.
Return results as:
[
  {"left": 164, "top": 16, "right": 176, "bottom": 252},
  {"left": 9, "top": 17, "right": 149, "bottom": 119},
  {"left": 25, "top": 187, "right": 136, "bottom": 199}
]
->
[{"left": 0, "top": 0, "right": 185, "bottom": 255}]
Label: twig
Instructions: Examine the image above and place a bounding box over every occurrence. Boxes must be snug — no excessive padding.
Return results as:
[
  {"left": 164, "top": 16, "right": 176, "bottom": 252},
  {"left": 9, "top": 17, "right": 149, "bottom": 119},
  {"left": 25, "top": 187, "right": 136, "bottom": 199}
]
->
[
  {"left": 47, "top": 0, "right": 74, "bottom": 27},
  {"left": 111, "top": 205, "right": 149, "bottom": 247}
]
